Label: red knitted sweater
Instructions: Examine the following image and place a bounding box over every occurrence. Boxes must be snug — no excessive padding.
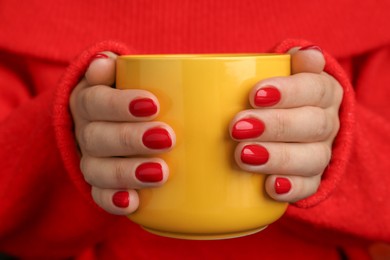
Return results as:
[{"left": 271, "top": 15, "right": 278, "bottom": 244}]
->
[{"left": 1, "top": 0, "right": 390, "bottom": 259}]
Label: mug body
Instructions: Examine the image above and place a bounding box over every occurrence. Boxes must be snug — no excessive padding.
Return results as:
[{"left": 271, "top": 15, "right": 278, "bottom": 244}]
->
[{"left": 116, "top": 54, "right": 290, "bottom": 239}]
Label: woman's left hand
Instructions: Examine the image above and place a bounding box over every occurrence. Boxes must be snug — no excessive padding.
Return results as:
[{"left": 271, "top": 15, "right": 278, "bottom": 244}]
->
[{"left": 230, "top": 46, "right": 343, "bottom": 202}]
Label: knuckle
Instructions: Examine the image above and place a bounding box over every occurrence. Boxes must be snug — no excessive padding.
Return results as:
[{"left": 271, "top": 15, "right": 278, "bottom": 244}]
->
[
  {"left": 332, "top": 117, "right": 341, "bottom": 137},
  {"left": 317, "top": 75, "right": 328, "bottom": 104},
  {"left": 313, "top": 74, "right": 332, "bottom": 105},
  {"left": 105, "top": 89, "right": 120, "bottom": 114},
  {"left": 334, "top": 83, "right": 344, "bottom": 105},
  {"left": 79, "top": 87, "right": 97, "bottom": 119},
  {"left": 273, "top": 111, "right": 289, "bottom": 140},
  {"left": 80, "top": 123, "right": 96, "bottom": 154},
  {"left": 312, "top": 143, "right": 332, "bottom": 173},
  {"left": 278, "top": 144, "right": 292, "bottom": 170},
  {"left": 323, "top": 72, "right": 342, "bottom": 99},
  {"left": 307, "top": 73, "right": 329, "bottom": 106},
  {"left": 311, "top": 108, "right": 332, "bottom": 140},
  {"left": 80, "top": 157, "right": 94, "bottom": 184},
  {"left": 118, "top": 125, "right": 135, "bottom": 151},
  {"left": 114, "top": 160, "right": 128, "bottom": 185},
  {"left": 309, "top": 175, "right": 321, "bottom": 195},
  {"left": 321, "top": 143, "right": 332, "bottom": 166}
]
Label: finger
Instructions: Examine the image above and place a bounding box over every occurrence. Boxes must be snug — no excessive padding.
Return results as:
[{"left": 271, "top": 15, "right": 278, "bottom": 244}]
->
[
  {"left": 265, "top": 174, "right": 321, "bottom": 203},
  {"left": 81, "top": 157, "right": 169, "bottom": 189},
  {"left": 230, "top": 107, "right": 336, "bottom": 143},
  {"left": 234, "top": 142, "right": 331, "bottom": 177},
  {"left": 91, "top": 187, "right": 139, "bottom": 215},
  {"left": 85, "top": 51, "right": 117, "bottom": 86},
  {"left": 76, "top": 85, "right": 160, "bottom": 122},
  {"left": 249, "top": 72, "right": 341, "bottom": 109},
  {"left": 288, "top": 45, "right": 325, "bottom": 74},
  {"left": 77, "top": 121, "right": 175, "bottom": 157}
]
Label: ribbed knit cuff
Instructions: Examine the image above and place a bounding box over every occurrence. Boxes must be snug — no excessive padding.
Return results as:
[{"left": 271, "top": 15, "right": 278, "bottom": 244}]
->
[
  {"left": 274, "top": 39, "right": 356, "bottom": 208},
  {"left": 53, "top": 40, "right": 133, "bottom": 206}
]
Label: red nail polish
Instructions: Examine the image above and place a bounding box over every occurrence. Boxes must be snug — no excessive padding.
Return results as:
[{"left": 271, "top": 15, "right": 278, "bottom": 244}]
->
[
  {"left": 232, "top": 118, "right": 265, "bottom": 139},
  {"left": 299, "top": 45, "right": 323, "bottom": 53},
  {"left": 275, "top": 177, "right": 292, "bottom": 194},
  {"left": 129, "top": 98, "right": 158, "bottom": 117},
  {"left": 254, "top": 86, "right": 281, "bottom": 107},
  {"left": 240, "top": 144, "right": 269, "bottom": 165},
  {"left": 136, "top": 162, "right": 163, "bottom": 182},
  {"left": 142, "top": 128, "right": 172, "bottom": 149},
  {"left": 112, "top": 191, "right": 129, "bottom": 208},
  {"left": 92, "top": 53, "right": 109, "bottom": 59}
]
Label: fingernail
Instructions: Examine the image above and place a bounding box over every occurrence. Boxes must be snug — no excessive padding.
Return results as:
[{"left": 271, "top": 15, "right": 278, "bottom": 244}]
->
[
  {"left": 112, "top": 191, "right": 129, "bottom": 208},
  {"left": 240, "top": 144, "right": 269, "bottom": 165},
  {"left": 142, "top": 128, "right": 172, "bottom": 149},
  {"left": 135, "top": 162, "right": 163, "bottom": 182},
  {"left": 275, "top": 177, "right": 292, "bottom": 194},
  {"left": 254, "top": 86, "right": 281, "bottom": 107},
  {"left": 89, "top": 53, "right": 109, "bottom": 64},
  {"left": 232, "top": 118, "right": 265, "bottom": 139},
  {"left": 299, "top": 45, "right": 323, "bottom": 53},
  {"left": 129, "top": 98, "right": 158, "bottom": 117},
  {"left": 92, "top": 53, "right": 109, "bottom": 59}
]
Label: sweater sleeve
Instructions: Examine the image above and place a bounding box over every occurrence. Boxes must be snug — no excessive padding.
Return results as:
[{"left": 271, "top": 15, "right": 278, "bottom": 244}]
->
[
  {"left": 0, "top": 41, "right": 133, "bottom": 258},
  {"left": 274, "top": 39, "right": 390, "bottom": 243}
]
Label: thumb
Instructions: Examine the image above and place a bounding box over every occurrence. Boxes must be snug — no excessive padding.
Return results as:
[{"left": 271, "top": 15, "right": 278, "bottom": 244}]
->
[
  {"left": 85, "top": 51, "right": 118, "bottom": 86},
  {"left": 288, "top": 45, "right": 325, "bottom": 74}
]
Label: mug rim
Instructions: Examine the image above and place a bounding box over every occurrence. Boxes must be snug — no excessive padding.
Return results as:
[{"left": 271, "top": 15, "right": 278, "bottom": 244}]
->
[{"left": 118, "top": 53, "right": 289, "bottom": 60}]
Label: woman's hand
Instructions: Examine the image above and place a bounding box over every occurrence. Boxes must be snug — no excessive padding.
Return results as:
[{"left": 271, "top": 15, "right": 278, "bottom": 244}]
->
[
  {"left": 70, "top": 46, "right": 342, "bottom": 216},
  {"left": 230, "top": 46, "right": 343, "bottom": 203},
  {"left": 70, "top": 52, "right": 176, "bottom": 215}
]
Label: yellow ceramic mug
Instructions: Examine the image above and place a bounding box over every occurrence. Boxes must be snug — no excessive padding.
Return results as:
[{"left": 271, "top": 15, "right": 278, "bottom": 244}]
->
[{"left": 116, "top": 54, "right": 290, "bottom": 240}]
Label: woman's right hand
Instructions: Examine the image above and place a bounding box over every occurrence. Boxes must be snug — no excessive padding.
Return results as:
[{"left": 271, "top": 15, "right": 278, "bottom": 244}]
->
[{"left": 70, "top": 52, "right": 176, "bottom": 215}]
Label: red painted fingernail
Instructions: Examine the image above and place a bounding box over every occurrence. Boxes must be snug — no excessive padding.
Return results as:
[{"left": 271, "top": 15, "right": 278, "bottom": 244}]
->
[
  {"left": 136, "top": 162, "right": 163, "bottom": 182},
  {"left": 112, "top": 191, "right": 129, "bottom": 208},
  {"left": 254, "top": 86, "right": 281, "bottom": 107},
  {"left": 275, "top": 177, "right": 292, "bottom": 194},
  {"left": 240, "top": 144, "right": 269, "bottom": 165},
  {"left": 299, "top": 45, "right": 323, "bottom": 53},
  {"left": 142, "top": 128, "right": 172, "bottom": 149},
  {"left": 92, "top": 53, "right": 109, "bottom": 59},
  {"left": 232, "top": 118, "right": 265, "bottom": 139},
  {"left": 129, "top": 98, "right": 158, "bottom": 117}
]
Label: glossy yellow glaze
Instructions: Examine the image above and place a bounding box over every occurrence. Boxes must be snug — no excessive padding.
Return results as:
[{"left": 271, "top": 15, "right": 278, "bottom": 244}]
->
[{"left": 116, "top": 54, "right": 290, "bottom": 240}]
